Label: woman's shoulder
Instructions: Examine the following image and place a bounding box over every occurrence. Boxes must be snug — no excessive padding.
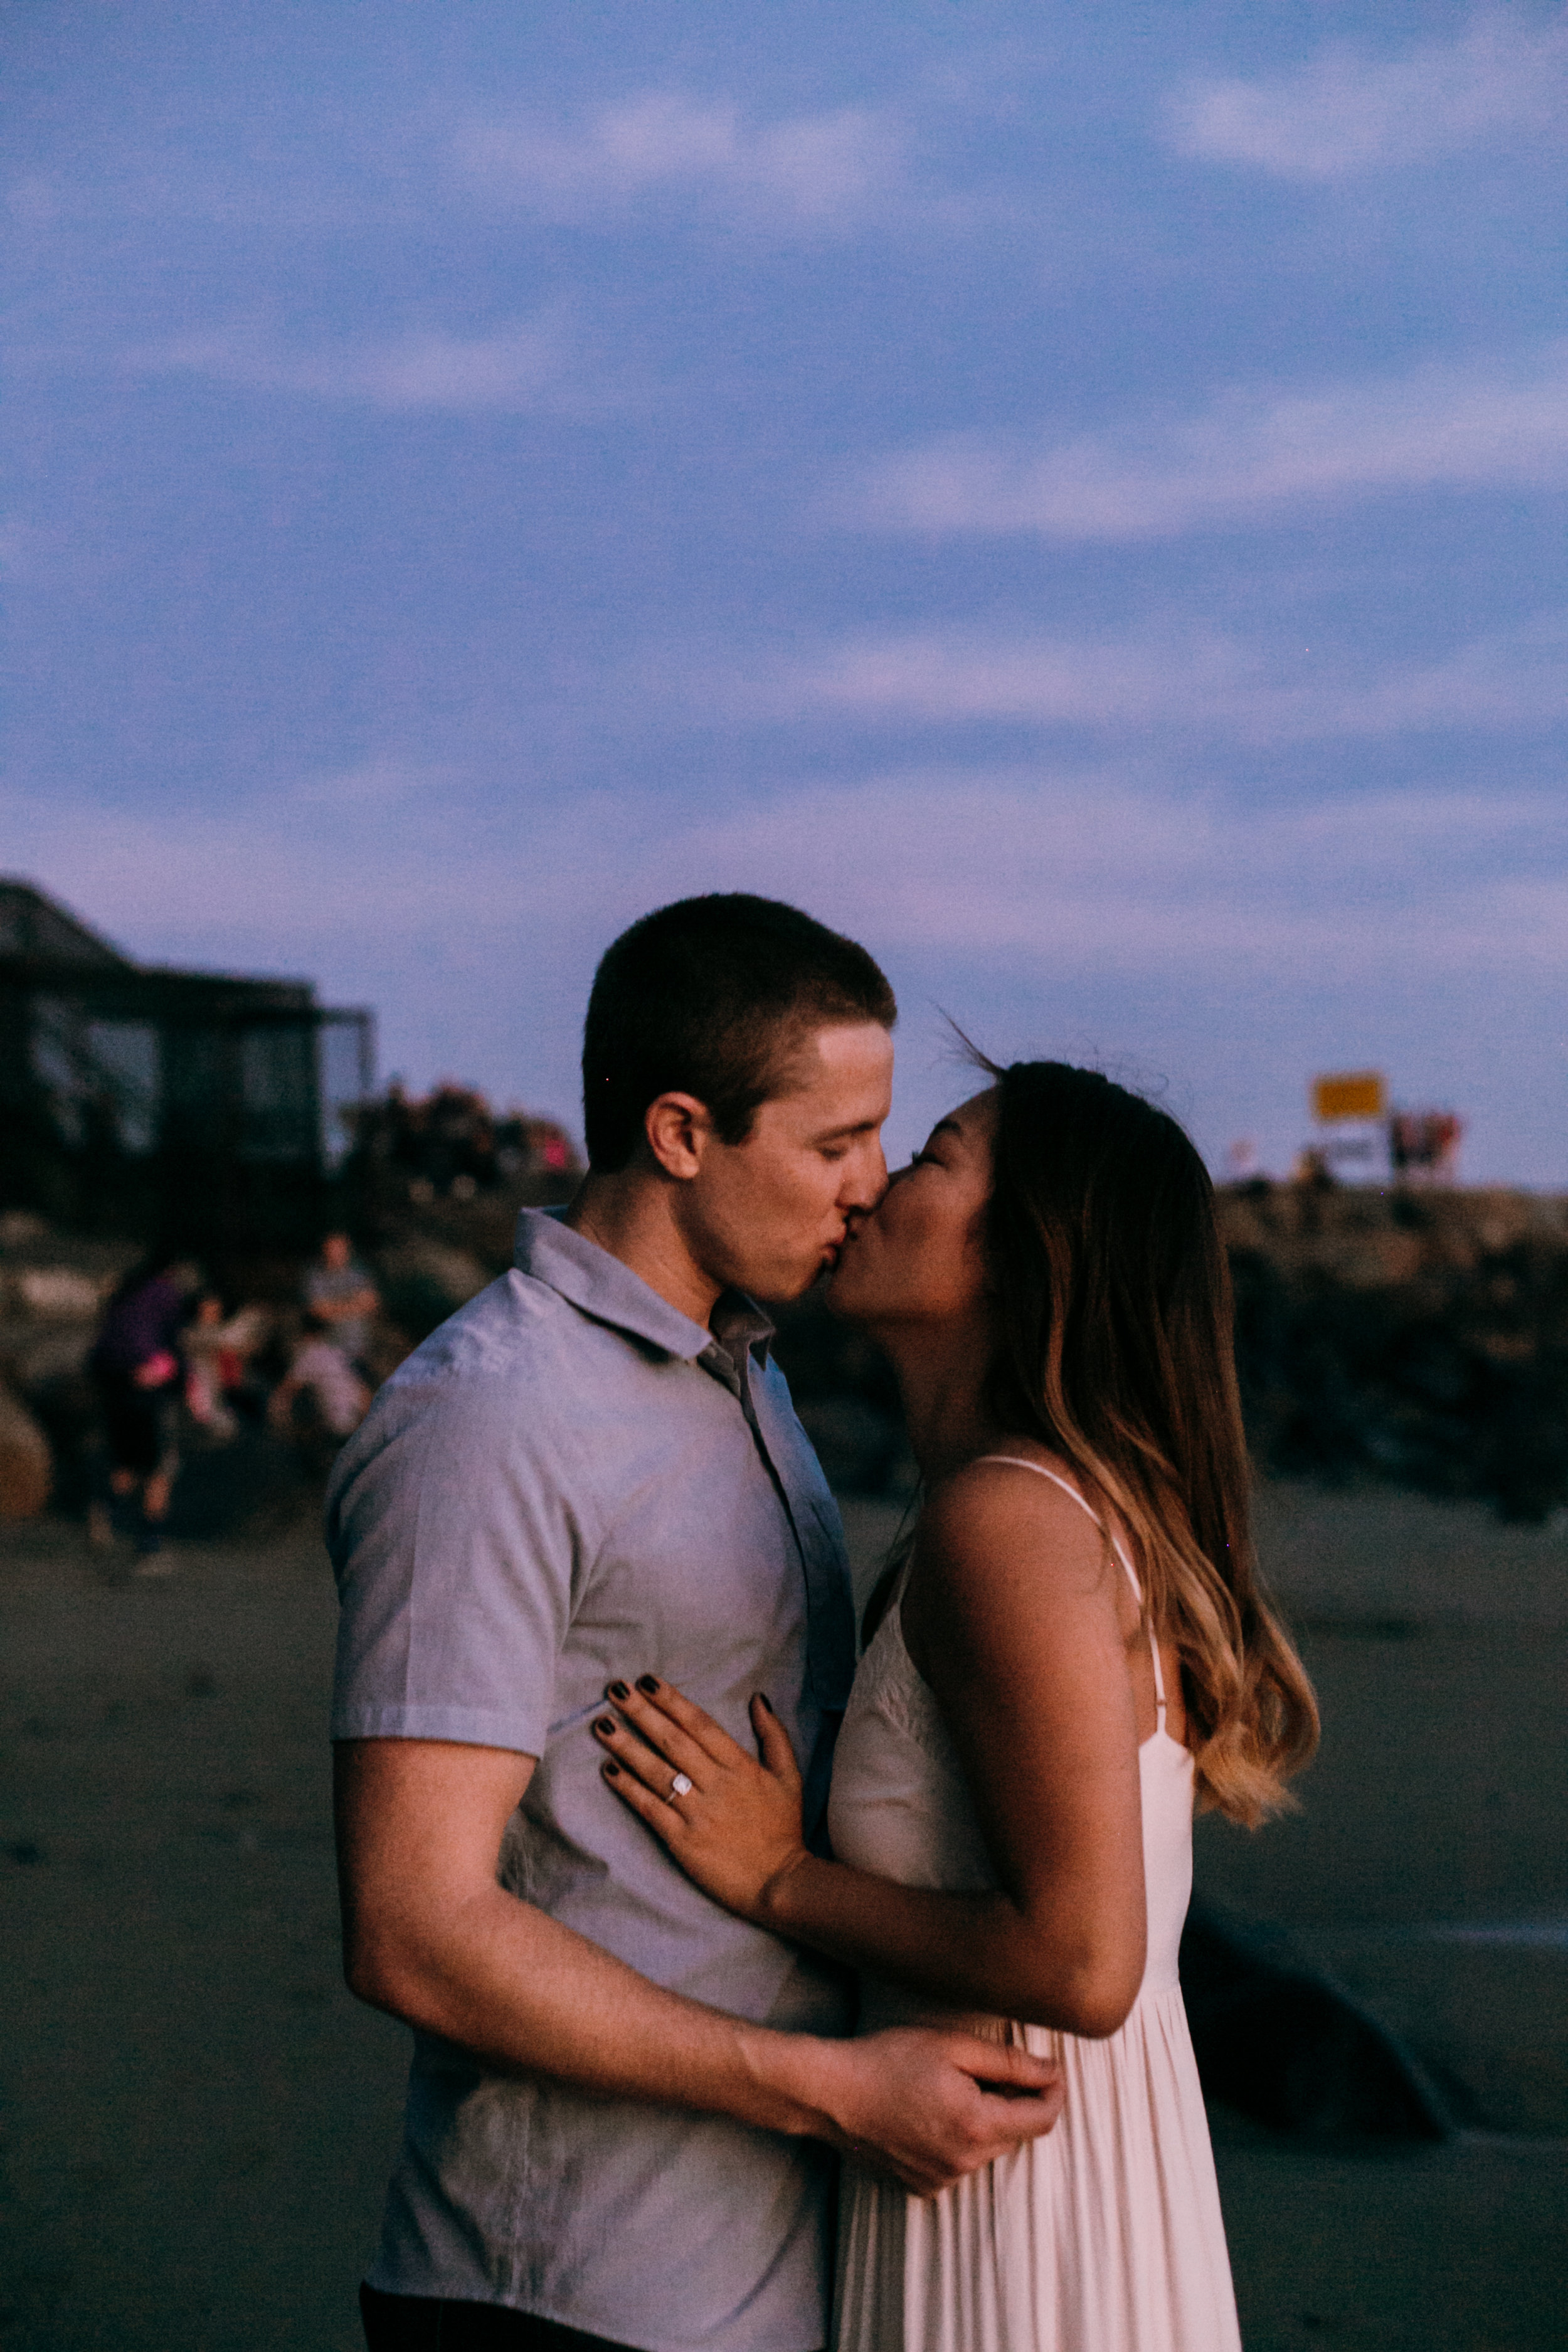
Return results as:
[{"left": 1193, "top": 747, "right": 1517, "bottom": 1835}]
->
[
  {"left": 904, "top": 1445, "right": 1123, "bottom": 1687},
  {"left": 928, "top": 1441, "right": 1096, "bottom": 1520},
  {"left": 916, "top": 1444, "right": 1106, "bottom": 1586}
]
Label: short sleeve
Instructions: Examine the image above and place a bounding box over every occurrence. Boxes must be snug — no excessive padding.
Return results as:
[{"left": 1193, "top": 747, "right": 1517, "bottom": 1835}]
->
[{"left": 326, "top": 1328, "right": 596, "bottom": 1755}]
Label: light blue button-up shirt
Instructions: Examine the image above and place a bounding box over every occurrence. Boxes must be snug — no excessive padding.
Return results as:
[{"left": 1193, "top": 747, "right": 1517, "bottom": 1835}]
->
[{"left": 328, "top": 1209, "right": 857, "bottom": 2352}]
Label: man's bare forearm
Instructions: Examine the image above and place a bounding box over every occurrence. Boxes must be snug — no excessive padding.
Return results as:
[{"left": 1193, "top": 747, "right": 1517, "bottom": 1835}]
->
[
  {"left": 349, "top": 1876, "right": 843, "bottom": 2137},
  {"left": 346, "top": 1880, "right": 1067, "bottom": 2198},
  {"left": 332, "top": 1736, "right": 1065, "bottom": 2195},
  {"left": 336, "top": 1739, "right": 850, "bottom": 2134}
]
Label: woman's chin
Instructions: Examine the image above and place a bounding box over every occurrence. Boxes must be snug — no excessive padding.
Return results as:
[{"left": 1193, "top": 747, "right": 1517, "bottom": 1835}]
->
[
  {"left": 824, "top": 1263, "right": 876, "bottom": 1323},
  {"left": 823, "top": 1264, "right": 859, "bottom": 1321}
]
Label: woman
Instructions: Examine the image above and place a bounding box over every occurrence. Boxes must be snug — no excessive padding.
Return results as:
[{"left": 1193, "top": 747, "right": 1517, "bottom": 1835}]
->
[{"left": 595, "top": 1059, "right": 1318, "bottom": 2351}]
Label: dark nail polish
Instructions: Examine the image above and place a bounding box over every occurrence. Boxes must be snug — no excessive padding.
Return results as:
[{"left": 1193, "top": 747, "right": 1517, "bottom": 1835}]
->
[
  {"left": 595, "top": 1717, "right": 617, "bottom": 1738},
  {"left": 636, "top": 1674, "right": 660, "bottom": 1695},
  {"left": 607, "top": 1681, "right": 630, "bottom": 1702},
  {"left": 603, "top": 1760, "right": 620, "bottom": 1777},
  {"left": 755, "top": 1692, "right": 773, "bottom": 1715}
]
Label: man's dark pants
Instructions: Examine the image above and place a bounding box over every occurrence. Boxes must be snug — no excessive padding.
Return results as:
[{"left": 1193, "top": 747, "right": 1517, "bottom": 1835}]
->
[
  {"left": 361, "top": 2283, "right": 633, "bottom": 2349},
  {"left": 361, "top": 2284, "right": 824, "bottom": 2352}
]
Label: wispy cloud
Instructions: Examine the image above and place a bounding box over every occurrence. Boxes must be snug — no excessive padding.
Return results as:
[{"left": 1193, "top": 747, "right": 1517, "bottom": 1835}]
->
[
  {"left": 0, "top": 766, "right": 487, "bottom": 953},
  {"left": 9, "top": 757, "right": 1565, "bottom": 997},
  {"left": 735, "top": 611, "right": 1568, "bottom": 744},
  {"left": 456, "top": 91, "right": 902, "bottom": 228},
  {"left": 1169, "top": 10, "right": 1568, "bottom": 180},
  {"left": 856, "top": 341, "right": 1568, "bottom": 539},
  {"left": 664, "top": 773, "right": 1568, "bottom": 980},
  {"left": 122, "top": 310, "right": 600, "bottom": 413}
]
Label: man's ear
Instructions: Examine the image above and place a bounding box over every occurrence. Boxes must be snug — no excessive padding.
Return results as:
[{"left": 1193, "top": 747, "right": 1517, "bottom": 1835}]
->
[{"left": 644, "top": 1093, "right": 713, "bottom": 1181}]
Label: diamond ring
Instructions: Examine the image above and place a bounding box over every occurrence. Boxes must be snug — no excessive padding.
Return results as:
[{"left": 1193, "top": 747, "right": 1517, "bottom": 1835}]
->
[{"left": 669, "top": 1772, "right": 694, "bottom": 1799}]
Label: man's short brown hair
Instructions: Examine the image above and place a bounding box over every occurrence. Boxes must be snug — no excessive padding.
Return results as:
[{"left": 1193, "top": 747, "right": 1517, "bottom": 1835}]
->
[{"left": 582, "top": 895, "right": 896, "bottom": 1173}]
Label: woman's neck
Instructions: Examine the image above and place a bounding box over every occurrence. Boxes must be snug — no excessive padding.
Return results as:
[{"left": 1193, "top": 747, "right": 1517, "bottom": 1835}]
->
[{"left": 873, "top": 1315, "right": 999, "bottom": 1485}]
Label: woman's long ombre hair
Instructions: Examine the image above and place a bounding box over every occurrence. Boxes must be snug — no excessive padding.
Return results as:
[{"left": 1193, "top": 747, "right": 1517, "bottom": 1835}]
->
[{"left": 981, "top": 1058, "right": 1317, "bottom": 1825}]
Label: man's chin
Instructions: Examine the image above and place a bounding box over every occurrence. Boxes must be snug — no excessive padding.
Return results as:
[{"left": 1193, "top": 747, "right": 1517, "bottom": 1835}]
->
[
  {"left": 739, "top": 1262, "right": 829, "bottom": 1307},
  {"left": 739, "top": 1242, "right": 857, "bottom": 1307}
]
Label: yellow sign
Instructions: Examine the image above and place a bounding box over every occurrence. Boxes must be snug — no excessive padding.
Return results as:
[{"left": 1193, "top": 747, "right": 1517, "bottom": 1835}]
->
[{"left": 1312, "top": 1071, "right": 1385, "bottom": 1122}]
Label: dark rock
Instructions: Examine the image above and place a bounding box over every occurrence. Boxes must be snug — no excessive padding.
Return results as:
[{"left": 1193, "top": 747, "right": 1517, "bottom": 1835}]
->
[
  {"left": 1179, "top": 1905, "right": 1451, "bottom": 2143},
  {"left": 0, "top": 1380, "right": 51, "bottom": 1518}
]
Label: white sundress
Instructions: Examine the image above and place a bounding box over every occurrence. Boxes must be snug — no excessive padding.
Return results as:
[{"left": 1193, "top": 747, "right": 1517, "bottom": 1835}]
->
[{"left": 827, "top": 1458, "right": 1242, "bottom": 2352}]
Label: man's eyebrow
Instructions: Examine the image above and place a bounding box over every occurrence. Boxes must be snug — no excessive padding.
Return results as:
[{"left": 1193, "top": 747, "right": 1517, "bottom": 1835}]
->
[{"left": 812, "top": 1115, "right": 883, "bottom": 1141}]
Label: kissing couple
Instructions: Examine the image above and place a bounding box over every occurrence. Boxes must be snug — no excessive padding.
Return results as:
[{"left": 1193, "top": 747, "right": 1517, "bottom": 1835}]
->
[{"left": 329, "top": 894, "right": 1316, "bottom": 2352}]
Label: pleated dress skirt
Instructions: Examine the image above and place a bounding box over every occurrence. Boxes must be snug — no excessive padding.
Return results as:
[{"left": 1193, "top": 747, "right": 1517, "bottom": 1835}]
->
[{"left": 832, "top": 1988, "right": 1242, "bottom": 2352}]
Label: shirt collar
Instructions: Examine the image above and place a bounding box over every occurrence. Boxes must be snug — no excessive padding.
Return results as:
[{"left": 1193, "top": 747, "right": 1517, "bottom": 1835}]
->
[
  {"left": 709, "top": 1291, "right": 775, "bottom": 1367},
  {"left": 513, "top": 1207, "right": 773, "bottom": 1365}
]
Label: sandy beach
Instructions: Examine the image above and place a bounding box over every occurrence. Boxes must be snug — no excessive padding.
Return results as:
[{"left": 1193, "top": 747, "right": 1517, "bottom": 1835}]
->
[{"left": 2, "top": 1481, "right": 1564, "bottom": 2351}]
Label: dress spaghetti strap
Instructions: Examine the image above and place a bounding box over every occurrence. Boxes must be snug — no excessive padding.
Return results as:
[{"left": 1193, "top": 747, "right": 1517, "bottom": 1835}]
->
[{"left": 973, "top": 1454, "right": 1167, "bottom": 1734}]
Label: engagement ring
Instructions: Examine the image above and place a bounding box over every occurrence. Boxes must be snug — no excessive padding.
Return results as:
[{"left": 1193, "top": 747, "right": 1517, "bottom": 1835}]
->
[{"left": 669, "top": 1772, "right": 694, "bottom": 1799}]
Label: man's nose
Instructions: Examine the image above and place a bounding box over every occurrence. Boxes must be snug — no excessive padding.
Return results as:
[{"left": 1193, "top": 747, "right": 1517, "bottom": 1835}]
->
[{"left": 842, "top": 1138, "right": 888, "bottom": 1212}]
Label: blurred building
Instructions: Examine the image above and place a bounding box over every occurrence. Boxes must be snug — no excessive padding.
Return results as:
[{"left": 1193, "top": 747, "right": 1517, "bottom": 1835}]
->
[{"left": 0, "top": 880, "right": 373, "bottom": 1248}]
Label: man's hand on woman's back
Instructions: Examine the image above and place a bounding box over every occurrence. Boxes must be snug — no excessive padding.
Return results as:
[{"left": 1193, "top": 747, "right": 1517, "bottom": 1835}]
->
[{"left": 796, "top": 2026, "right": 1064, "bottom": 2198}]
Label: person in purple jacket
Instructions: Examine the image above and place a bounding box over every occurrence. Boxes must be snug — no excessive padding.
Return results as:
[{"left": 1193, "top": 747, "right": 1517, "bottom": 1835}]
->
[{"left": 88, "top": 1254, "right": 193, "bottom": 1563}]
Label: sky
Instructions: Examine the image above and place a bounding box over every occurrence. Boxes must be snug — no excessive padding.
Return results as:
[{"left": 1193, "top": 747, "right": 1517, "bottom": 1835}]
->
[{"left": 5, "top": 1, "right": 1566, "bottom": 1179}]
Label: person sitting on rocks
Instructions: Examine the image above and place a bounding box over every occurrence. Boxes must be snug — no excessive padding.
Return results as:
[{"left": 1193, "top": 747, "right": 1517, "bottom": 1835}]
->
[{"left": 304, "top": 1233, "right": 379, "bottom": 1379}]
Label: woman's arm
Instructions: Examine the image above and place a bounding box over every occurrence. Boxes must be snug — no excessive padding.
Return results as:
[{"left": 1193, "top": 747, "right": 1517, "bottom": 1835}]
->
[{"left": 598, "top": 1462, "right": 1148, "bottom": 2038}]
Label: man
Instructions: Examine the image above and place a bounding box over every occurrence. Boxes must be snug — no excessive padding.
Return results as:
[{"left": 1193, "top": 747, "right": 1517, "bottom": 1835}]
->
[
  {"left": 330, "top": 896, "right": 1062, "bottom": 2352},
  {"left": 305, "top": 1231, "right": 380, "bottom": 1376}
]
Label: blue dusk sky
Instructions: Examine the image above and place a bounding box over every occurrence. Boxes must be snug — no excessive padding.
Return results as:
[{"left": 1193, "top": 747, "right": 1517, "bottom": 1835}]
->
[{"left": 5, "top": 3, "right": 1565, "bottom": 1178}]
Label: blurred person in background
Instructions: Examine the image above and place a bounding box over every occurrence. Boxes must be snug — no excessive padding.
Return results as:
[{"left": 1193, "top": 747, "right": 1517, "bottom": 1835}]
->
[
  {"left": 304, "top": 1231, "right": 379, "bottom": 1377},
  {"left": 87, "top": 1253, "right": 195, "bottom": 1566},
  {"left": 270, "top": 1311, "right": 371, "bottom": 1471},
  {"left": 184, "top": 1292, "right": 270, "bottom": 1440}
]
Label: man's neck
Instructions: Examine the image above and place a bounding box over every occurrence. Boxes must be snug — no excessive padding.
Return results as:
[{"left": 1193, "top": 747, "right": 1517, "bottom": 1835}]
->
[{"left": 564, "top": 1170, "right": 724, "bottom": 1329}]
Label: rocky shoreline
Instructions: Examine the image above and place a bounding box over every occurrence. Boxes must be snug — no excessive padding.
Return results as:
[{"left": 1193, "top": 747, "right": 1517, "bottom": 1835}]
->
[
  {"left": 4, "top": 1180, "right": 1567, "bottom": 1529},
  {"left": 777, "top": 1181, "right": 1568, "bottom": 1525}
]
